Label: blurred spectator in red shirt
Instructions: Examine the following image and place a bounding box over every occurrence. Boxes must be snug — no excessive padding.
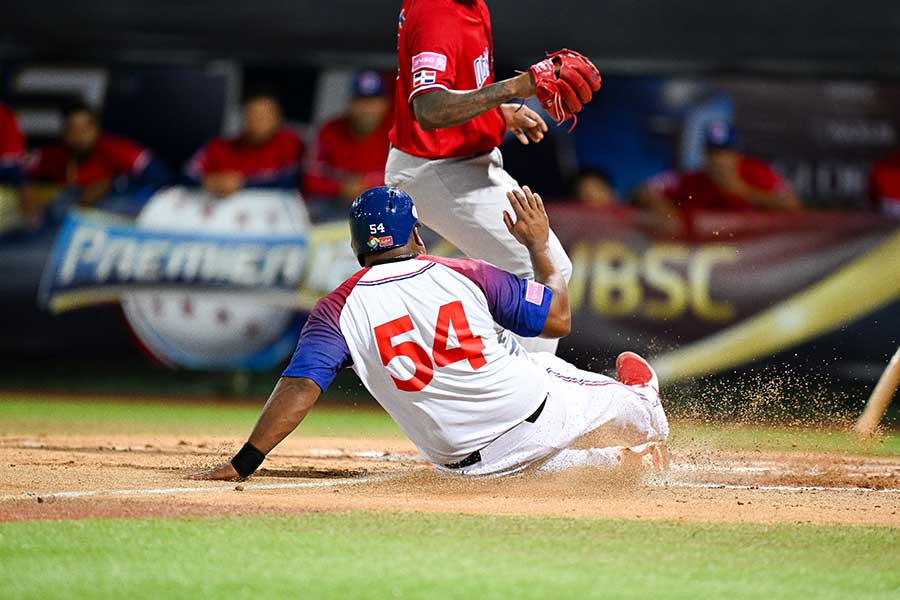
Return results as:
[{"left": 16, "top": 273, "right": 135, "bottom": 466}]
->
[
  {"left": 23, "top": 103, "right": 168, "bottom": 222},
  {"left": 185, "top": 91, "right": 303, "bottom": 197},
  {"left": 304, "top": 71, "right": 391, "bottom": 211},
  {"left": 0, "top": 102, "right": 25, "bottom": 187},
  {"left": 572, "top": 168, "right": 618, "bottom": 208},
  {"left": 637, "top": 121, "right": 800, "bottom": 230},
  {"left": 868, "top": 149, "right": 900, "bottom": 218}
]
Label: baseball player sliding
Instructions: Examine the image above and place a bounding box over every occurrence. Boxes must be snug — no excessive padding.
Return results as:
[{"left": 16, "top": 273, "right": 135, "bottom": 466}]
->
[
  {"left": 386, "top": 0, "right": 602, "bottom": 354},
  {"left": 192, "top": 186, "right": 668, "bottom": 481}
]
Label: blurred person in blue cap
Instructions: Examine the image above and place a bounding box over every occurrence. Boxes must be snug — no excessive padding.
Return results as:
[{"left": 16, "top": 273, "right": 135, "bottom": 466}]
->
[
  {"left": 638, "top": 120, "right": 801, "bottom": 228},
  {"left": 304, "top": 70, "right": 393, "bottom": 208}
]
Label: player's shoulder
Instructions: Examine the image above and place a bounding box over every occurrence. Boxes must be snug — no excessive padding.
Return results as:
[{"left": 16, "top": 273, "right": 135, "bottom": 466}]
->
[
  {"left": 738, "top": 154, "right": 776, "bottom": 174},
  {"left": 311, "top": 267, "right": 372, "bottom": 321},
  {"left": 272, "top": 127, "right": 303, "bottom": 146},
  {"left": 319, "top": 116, "right": 350, "bottom": 135},
  {"left": 96, "top": 132, "right": 140, "bottom": 149},
  {"left": 31, "top": 141, "right": 66, "bottom": 162},
  {"left": 425, "top": 254, "right": 483, "bottom": 270},
  {"left": 424, "top": 254, "right": 508, "bottom": 284},
  {"left": 405, "top": 0, "right": 466, "bottom": 23}
]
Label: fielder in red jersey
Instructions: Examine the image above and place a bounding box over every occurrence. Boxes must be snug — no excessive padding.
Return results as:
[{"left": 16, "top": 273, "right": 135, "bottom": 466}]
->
[
  {"left": 385, "top": 0, "right": 601, "bottom": 355},
  {"left": 389, "top": 0, "right": 509, "bottom": 159}
]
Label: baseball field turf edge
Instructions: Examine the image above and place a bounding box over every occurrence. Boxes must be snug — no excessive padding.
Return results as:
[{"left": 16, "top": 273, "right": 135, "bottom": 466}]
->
[
  {"left": 1, "top": 511, "right": 898, "bottom": 600},
  {"left": 1, "top": 394, "right": 898, "bottom": 455}
]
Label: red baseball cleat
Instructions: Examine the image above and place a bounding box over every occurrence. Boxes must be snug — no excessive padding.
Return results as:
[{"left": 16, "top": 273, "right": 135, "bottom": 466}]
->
[
  {"left": 616, "top": 351, "right": 669, "bottom": 443},
  {"left": 615, "top": 351, "right": 659, "bottom": 394}
]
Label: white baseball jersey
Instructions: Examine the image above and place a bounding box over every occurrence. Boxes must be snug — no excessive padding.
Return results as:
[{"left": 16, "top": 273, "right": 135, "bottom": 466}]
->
[{"left": 283, "top": 255, "right": 553, "bottom": 464}]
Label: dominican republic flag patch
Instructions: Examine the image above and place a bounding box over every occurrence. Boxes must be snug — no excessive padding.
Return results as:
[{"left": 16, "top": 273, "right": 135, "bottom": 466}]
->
[
  {"left": 525, "top": 281, "right": 545, "bottom": 305},
  {"left": 413, "top": 70, "right": 436, "bottom": 88}
]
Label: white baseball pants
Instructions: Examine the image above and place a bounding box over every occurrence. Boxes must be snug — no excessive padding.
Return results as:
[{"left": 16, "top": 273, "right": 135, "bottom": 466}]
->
[
  {"left": 385, "top": 146, "right": 573, "bottom": 354},
  {"left": 433, "top": 352, "right": 670, "bottom": 477}
]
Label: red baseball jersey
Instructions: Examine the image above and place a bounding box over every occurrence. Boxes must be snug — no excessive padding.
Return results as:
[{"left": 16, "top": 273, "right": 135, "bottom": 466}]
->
[
  {"left": 185, "top": 128, "right": 303, "bottom": 183},
  {"left": 869, "top": 150, "right": 900, "bottom": 217},
  {"left": 26, "top": 133, "right": 149, "bottom": 187},
  {"left": 648, "top": 155, "right": 789, "bottom": 212},
  {"left": 0, "top": 103, "right": 25, "bottom": 168},
  {"left": 389, "top": 0, "right": 506, "bottom": 159},
  {"left": 304, "top": 114, "right": 391, "bottom": 197}
]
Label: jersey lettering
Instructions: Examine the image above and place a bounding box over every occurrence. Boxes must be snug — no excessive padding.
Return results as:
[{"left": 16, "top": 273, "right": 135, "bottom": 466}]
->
[
  {"left": 432, "top": 300, "right": 487, "bottom": 369},
  {"left": 373, "top": 300, "right": 487, "bottom": 392},
  {"left": 374, "top": 314, "right": 434, "bottom": 392},
  {"left": 473, "top": 48, "right": 490, "bottom": 89}
]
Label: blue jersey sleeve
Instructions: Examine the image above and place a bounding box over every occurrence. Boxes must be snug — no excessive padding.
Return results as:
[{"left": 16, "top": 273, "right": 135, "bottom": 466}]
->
[
  {"left": 282, "top": 293, "right": 351, "bottom": 391},
  {"left": 429, "top": 256, "right": 553, "bottom": 338}
]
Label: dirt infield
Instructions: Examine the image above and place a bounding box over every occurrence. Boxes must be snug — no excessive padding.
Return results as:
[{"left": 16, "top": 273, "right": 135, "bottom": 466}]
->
[{"left": 1, "top": 432, "right": 899, "bottom": 526}]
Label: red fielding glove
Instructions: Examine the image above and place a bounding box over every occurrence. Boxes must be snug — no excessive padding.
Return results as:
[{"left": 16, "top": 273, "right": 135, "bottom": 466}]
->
[{"left": 528, "top": 49, "right": 602, "bottom": 131}]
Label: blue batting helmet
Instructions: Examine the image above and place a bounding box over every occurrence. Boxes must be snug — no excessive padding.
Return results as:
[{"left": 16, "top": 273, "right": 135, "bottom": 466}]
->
[{"left": 349, "top": 186, "right": 419, "bottom": 265}]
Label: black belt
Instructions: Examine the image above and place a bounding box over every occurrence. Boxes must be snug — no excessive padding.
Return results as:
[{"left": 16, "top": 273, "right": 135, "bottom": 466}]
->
[{"left": 443, "top": 395, "right": 547, "bottom": 470}]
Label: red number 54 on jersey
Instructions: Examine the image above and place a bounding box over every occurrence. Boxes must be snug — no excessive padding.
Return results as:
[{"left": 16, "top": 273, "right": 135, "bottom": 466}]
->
[{"left": 374, "top": 300, "right": 487, "bottom": 392}]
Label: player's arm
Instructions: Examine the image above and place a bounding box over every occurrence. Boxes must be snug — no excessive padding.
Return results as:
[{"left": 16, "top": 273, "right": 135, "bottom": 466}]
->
[
  {"left": 189, "top": 377, "right": 321, "bottom": 481},
  {"left": 413, "top": 73, "right": 535, "bottom": 131},
  {"left": 190, "top": 290, "right": 349, "bottom": 481},
  {"left": 503, "top": 187, "right": 570, "bottom": 338}
]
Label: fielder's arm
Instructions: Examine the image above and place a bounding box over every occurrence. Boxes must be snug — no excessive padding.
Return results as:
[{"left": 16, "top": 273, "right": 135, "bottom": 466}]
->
[
  {"left": 189, "top": 377, "right": 321, "bottom": 480},
  {"left": 504, "top": 186, "right": 571, "bottom": 338},
  {"left": 413, "top": 72, "right": 535, "bottom": 131}
]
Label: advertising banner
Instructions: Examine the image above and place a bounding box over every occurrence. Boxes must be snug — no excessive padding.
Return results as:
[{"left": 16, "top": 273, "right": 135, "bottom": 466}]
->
[
  {"left": 549, "top": 206, "right": 900, "bottom": 381},
  {"left": 35, "top": 192, "right": 900, "bottom": 379}
]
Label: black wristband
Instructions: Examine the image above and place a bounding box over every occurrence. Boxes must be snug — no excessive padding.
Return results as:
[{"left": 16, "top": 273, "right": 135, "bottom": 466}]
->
[{"left": 231, "top": 442, "right": 266, "bottom": 478}]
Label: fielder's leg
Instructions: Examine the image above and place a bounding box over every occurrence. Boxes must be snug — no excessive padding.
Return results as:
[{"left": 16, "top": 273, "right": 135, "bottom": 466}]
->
[{"left": 385, "top": 147, "right": 572, "bottom": 354}]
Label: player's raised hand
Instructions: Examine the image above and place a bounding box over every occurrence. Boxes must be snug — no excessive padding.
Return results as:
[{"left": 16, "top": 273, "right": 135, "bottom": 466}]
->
[
  {"left": 503, "top": 186, "right": 550, "bottom": 250},
  {"left": 189, "top": 462, "right": 242, "bottom": 481},
  {"left": 501, "top": 103, "right": 549, "bottom": 145}
]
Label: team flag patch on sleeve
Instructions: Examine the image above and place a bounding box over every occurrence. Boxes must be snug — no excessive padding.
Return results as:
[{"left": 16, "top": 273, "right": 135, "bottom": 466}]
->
[
  {"left": 525, "top": 280, "right": 546, "bottom": 305},
  {"left": 413, "top": 70, "right": 437, "bottom": 88}
]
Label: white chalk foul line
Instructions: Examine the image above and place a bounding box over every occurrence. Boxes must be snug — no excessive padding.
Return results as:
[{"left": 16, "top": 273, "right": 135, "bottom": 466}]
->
[
  {"left": 653, "top": 480, "right": 900, "bottom": 494},
  {"left": 4, "top": 476, "right": 385, "bottom": 502}
]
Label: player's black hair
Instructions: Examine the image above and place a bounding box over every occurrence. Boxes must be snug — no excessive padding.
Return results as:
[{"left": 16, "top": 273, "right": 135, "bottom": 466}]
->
[
  {"left": 62, "top": 100, "right": 99, "bottom": 123},
  {"left": 242, "top": 86, "right": 282, "bottom": 108},
  {"left": 569, "top": 167, "right": 613, "bottom": 194}
]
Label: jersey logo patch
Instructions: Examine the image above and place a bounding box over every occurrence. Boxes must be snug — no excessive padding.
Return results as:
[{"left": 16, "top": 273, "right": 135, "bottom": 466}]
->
[
  {"left": 473, "top": 48, "right": 490, "bottom": 89},
  {"left": 525, "top": 281, "right": 545, "bottom": 305},
  {"left": 413, "top": 70, "right": 437, "bottom": 88},
  {"left": 367, "top": 235, "right": 394, "bottom": 249},
  {"left": 412, "top": 52, "right": 447, "bottom": 72}
]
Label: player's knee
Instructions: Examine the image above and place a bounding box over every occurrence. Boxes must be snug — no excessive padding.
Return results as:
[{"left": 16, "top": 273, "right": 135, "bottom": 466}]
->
[{"left": 607, "top": 399, "right": 656, "bottom": 445}]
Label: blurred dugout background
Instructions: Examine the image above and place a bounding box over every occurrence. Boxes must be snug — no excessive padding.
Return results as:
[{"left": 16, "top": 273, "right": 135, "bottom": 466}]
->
[{"left": 0, "top": 0, "right": 899, "bottom": 415}]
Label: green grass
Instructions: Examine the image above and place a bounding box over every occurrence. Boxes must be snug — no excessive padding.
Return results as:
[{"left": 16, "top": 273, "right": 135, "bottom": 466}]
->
[
  {"left": 1, "top": 512, "right": 898, "bottom": 600},
  {"left": 673, "top": 421, "right": 900, "bottom": 456},
  {"left": 2, "top": 393, "right": 898, "bottom": 455},
  {"left": 0, "top": 394, "right": 402, "bottom": 438}
]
